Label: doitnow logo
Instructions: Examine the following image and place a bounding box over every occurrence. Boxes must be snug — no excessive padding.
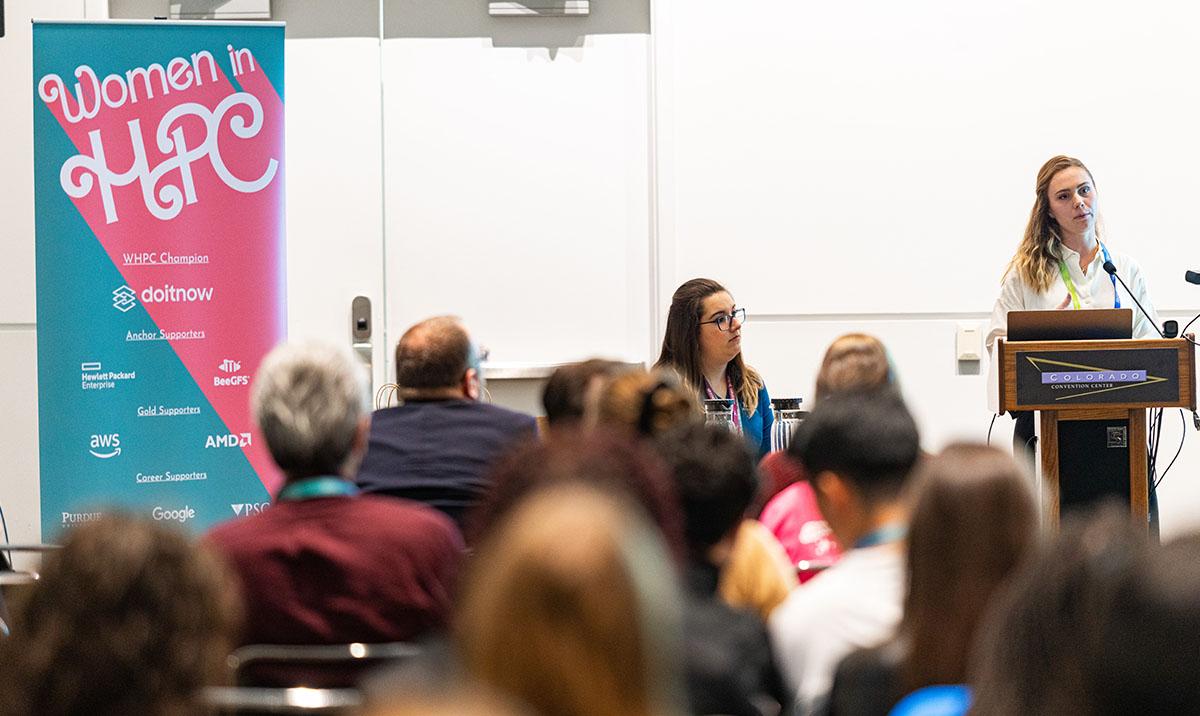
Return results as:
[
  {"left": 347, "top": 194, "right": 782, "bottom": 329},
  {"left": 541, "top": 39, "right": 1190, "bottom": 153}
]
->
[
  {"left": 112, "top": 285, "right": 136, "bottom": 312},
  {"left": 140, "top": 284, "right": 214, "bottom": 304}
]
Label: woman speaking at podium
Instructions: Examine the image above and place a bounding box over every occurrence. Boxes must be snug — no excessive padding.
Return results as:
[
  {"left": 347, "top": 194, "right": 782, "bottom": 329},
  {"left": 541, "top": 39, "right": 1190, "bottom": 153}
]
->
[
  {"left": 656, "top": 278, "right": 774, "bottom": 458},
  {"left": 985, "top": 156, "right": 1161, "bottom": 509},
  {"left": 987, "top": 155, "right": 1159, "bottom": 341}
]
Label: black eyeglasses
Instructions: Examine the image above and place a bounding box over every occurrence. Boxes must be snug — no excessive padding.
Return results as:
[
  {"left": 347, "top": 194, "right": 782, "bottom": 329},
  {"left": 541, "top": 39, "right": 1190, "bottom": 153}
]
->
[{"left": 699, "top": 307, "right": 747, "bottom": 332}]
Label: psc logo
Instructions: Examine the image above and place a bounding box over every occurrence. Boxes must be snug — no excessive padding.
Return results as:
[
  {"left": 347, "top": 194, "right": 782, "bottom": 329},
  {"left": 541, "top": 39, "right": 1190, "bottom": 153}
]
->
[{"left": 231, "top": 502, "right": 271, "bottom": 517}]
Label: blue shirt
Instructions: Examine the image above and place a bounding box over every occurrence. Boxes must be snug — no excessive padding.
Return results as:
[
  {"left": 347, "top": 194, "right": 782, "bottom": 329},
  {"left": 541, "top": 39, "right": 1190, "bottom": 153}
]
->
[{"left": 742, "top": 383, "right": 774, "bottom": 459}]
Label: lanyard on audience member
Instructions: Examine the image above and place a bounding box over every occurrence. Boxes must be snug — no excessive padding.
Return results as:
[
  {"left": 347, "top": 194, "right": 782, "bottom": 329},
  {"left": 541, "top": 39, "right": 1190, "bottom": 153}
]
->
[
  {"left": 1058, "top": 242, "right": 1120, "bottom": 310},
  {"left": 854, "top": 523, "right": 907, "bottom": 549},
  {"left": 276, "top": 476, "right": 358, "bottom": 502},
  {"left": 703, "top": 375, "right": 743, "bottom": 433}
]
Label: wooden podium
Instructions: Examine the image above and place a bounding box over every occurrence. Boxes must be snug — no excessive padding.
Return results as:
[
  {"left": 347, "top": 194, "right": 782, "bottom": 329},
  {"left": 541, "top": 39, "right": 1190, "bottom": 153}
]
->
[{"left": 997, "top": 337, "right": 1196, "bottom": 529}]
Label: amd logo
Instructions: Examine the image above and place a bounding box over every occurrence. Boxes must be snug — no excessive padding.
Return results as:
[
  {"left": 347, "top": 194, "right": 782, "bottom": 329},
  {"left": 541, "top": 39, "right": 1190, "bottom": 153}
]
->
[{"left": 205, "top": 433, "right": 252, "bottom": 449}]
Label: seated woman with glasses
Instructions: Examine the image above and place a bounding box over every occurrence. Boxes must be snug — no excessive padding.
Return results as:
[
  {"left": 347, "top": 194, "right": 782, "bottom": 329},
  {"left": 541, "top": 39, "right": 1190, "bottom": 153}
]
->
[{"left": 655, "top": 277, "right": 773, "bottom": 458}]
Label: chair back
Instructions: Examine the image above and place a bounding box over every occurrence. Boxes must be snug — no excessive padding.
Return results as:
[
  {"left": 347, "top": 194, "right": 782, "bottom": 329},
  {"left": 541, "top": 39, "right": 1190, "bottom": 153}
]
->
[
  {"left": 204, "top": 686, "right": 361, "bottom": 715},
  {"left": 230, "top": 641, "right": 422, "bottom": 689}
]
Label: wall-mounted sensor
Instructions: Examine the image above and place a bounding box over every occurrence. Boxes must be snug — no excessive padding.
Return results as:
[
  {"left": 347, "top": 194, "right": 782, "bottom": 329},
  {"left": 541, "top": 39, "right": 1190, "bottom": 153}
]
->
[
  {"left": 351, "top": 296, "right": 371, "bottom": 342},
  {"left": 956, "top": 324, "right": 981, "bottom": 361}
]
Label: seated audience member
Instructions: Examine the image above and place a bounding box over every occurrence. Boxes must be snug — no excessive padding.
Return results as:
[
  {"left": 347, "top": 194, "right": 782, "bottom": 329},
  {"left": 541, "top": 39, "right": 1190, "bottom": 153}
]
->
[
  {"left": 592, "top": 368, "right": 796, "bottom": 619},
  {"left": 355, "top": 316, "right": 537, "bottom": 528},
  {"left": 206, "top": 341, "right": 463, "bottom": 653},
  {"left": 970, "top": 508, "right": 1200, "bottom": 715},
  {"left": 458, "top": 483, "right": 686, "bottom": 716},
  {"left": 466, "top": 427, "right": 685, "bottom": 561},
  {"left": 759, "top": 333, "right": 893, "bottom": 574},
  {"left": 0, "top": 515, "right": 239, "bottom": 716},
  {"left": 591, "top": 367, "right": 701, "bottom": 436},
  {"left": 811, "top": 333, "right": 893, "bottom": 404},
  {"left": 825, "top": 443, "right": 1038, "bottom": 715},
  {"left": 657, "top": 424, "right": 790, "bottom": 716},
  {"left": 769, "top": 388, "right": 921, "bottom": 713},
  {"left": 541, "top": 358, "right": 630, "bottom": 429}
]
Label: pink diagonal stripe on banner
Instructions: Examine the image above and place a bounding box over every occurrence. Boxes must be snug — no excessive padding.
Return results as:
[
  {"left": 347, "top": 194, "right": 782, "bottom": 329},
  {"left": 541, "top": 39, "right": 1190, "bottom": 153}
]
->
[{"left": 42, "top": 49, "right": 286, "bottom": 495}]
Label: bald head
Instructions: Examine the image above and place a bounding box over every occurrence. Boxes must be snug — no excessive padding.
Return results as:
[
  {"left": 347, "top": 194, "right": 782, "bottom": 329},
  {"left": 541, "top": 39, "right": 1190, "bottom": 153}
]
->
[{"left": 395, "top": 316, "right": 478, "bottom": 399}]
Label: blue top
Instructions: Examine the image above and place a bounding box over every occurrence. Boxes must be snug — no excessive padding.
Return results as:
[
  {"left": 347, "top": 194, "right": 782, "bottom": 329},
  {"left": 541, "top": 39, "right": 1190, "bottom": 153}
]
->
[
  {"left": 705, "top": 381, "right": 773, "bottom": 459},
  {"left": 742, "top": 383, "right": 774, "bottom": 459}
]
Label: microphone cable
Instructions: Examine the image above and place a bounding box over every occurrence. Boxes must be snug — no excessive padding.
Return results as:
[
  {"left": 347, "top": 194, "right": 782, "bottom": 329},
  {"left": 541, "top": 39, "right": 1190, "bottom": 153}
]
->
[
  {"left": 1104, "top": 261, "right": 1200, "bottom": 348},
  {"left": 1155, "top": 409, "right": 1187, "bottom": 490},
  {"left": 0, "top": 503, "right": 11, "bottom": 571}
]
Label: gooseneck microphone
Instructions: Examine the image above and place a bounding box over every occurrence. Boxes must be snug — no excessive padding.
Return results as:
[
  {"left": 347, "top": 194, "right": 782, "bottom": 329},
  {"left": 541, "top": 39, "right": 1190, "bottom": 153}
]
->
[{"left": 1103, "top": 260, "right": 1164, "bottom": 338}]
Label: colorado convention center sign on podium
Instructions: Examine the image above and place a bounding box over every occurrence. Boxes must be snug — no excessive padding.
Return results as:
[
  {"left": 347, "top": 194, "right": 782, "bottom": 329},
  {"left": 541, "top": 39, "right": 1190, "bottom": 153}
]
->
[
  {"left": 32, "top": 20, "right": 286, "bottom": 538},
  {"left": 997, "top": 313, "right": 1196, "bottom": 530}
]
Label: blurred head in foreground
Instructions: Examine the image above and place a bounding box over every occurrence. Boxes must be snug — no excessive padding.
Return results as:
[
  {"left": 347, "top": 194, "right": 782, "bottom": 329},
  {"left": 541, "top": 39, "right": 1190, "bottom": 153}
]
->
[
  {"left": 458, "top": 483, "right": 685, "bottom": 716},
  {"left": 898, "top": 443, "right": 1038, "bottom": 692},
  {"left": 0, "top": 514, "right": 240, "bottom": 716}
]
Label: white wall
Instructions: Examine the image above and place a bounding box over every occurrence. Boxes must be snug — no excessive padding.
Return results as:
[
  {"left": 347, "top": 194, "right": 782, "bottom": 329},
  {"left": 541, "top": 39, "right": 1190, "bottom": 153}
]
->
[
  {"left": 3, "top": 0, "right": 1199, "bottom": 543},
  {"left": 379, "top": 0, "right": 653, "bottom": 373},
  {"left": 653, "top": 0, "right": 1200, "bottom": 537},
  {"left": 0, "top": 0, "right": 87, "bottom": 550}
]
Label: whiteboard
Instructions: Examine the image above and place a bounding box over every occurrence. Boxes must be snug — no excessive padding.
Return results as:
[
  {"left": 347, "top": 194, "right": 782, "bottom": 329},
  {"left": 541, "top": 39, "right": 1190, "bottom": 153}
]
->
[{"left": 662, "top": 0, "right": 1200, "bottom": 316}]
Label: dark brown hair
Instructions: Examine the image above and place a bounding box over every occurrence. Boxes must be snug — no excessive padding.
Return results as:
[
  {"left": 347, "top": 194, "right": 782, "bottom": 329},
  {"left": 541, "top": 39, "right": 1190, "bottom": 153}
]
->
[
  {"left": 542, "top": 359, "right": 630, "bottom": 426},
  {"left": 969, "top": 506, "right": 1144, "bottom": 715},
  {"left": 899, "top": 444, "right": 1037, "bottom": 693},
  {"left": 465, "top": 428, "right": 686, "bottom": 563},
  {"left": 0, "top": 515, "right": 241, "bottom": 716},
  {"left": 654, "top": 278, "right": 763, "bottom": 415}
]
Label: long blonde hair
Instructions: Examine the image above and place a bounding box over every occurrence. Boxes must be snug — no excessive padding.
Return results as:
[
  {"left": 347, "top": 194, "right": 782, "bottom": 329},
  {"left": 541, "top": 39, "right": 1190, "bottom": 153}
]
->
[{"left": 1004, "top": 155, "right": 1100, "bottom": 292}]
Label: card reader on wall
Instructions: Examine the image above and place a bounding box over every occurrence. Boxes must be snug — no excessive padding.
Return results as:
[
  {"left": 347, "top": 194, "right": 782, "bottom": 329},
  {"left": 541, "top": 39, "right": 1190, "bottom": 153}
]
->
[{"left": 490, "top": 1, "right": 590, "bottom": 16}]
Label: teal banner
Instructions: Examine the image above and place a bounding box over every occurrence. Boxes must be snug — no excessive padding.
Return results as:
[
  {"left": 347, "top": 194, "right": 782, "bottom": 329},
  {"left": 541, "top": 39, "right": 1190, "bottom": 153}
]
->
[{"left": 33, "top": 21, "right": 286, "bottom": 538}]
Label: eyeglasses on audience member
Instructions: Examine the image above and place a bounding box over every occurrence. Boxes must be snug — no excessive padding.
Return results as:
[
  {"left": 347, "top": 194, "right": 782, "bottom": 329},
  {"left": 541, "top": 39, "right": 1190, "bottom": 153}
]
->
[{"left": 699, "top": 307, "right": 747, "bottom": 332}]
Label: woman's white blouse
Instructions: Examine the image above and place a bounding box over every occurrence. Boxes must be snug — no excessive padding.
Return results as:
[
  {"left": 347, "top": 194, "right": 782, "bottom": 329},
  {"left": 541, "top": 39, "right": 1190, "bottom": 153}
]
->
[{"left": 985, "top": 242, "right": 1160, "bottom": 412}]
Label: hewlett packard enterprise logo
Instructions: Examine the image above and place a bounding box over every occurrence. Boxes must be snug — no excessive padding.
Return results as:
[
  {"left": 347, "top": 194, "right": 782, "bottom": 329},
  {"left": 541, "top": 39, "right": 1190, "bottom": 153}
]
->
[{"left": 112, "top": 285, "right": 136, "bottom": 312}]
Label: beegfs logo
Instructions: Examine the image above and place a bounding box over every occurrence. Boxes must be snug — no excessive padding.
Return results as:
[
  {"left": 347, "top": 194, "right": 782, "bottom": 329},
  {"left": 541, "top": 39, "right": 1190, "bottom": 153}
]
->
[{"left": 214, "top": 358, "right": 248, "bottom": 387}]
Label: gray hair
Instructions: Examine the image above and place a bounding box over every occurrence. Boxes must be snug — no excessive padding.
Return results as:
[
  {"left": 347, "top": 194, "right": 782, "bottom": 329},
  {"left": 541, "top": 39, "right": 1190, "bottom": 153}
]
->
[{"left": 252, "top": 341, "right": 370, "bottom": 477}]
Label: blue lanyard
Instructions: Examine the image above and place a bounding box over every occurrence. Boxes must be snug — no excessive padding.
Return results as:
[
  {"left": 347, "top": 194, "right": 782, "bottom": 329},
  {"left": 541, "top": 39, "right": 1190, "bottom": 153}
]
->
[
  {"left": 276, "top": 476, "right": 358, "bottom": 502},
  {"left": 1058, "top": 242, "right": 1120, "bottom": 309},
  {"left": 854, "top": 523, "right": 907, "bottom": 549}
]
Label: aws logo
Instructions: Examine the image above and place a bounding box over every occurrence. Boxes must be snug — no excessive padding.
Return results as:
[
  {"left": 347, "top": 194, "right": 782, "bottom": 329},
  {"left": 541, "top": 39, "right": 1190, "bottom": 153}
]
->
[{"left": 89, "top": 433, "right": 121, "bottom": 458}]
